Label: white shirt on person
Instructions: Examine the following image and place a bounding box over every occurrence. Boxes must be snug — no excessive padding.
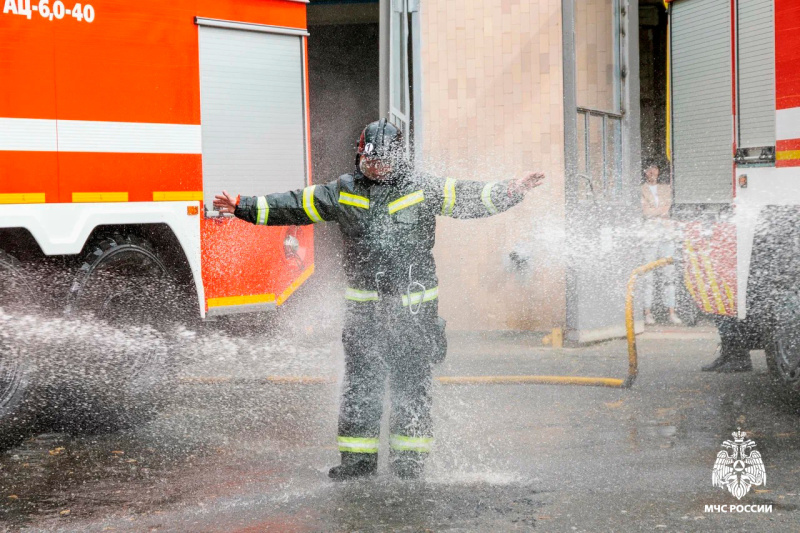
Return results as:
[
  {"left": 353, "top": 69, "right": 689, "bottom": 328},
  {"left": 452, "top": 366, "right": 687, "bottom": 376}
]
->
[{"left": 649, "top": 184, "right": 659, "bottom": 208}]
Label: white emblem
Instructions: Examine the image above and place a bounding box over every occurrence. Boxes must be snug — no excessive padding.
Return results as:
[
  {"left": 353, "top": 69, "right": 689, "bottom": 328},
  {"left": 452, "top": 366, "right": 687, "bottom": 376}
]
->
[
  {"left": 712, "top": 429, "right": 766, "bottom": 500},
  {"left": 364, "top": 142, "right": 374, "bottom": 155}
]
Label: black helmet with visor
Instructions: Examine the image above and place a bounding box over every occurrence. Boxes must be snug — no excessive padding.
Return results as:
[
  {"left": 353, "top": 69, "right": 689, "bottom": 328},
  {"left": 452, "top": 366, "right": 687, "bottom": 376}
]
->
[{"left": 355, "top": 119, "right": 406, "bottom": 179}]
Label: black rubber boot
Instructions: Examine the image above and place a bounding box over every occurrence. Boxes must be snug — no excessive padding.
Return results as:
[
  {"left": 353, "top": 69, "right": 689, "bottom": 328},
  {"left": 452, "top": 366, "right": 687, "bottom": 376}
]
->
[
  {"left": 715, "top": 352, "right": 753, "bottom": 373},
  {"left": 707, "top": 316, "right": 751, "bottom": 373},
  {"left": 328, "top": 453, "right": 377, "bottom": 481},
  {"left": 701, "top": 345, "right": 729, "bottom": 372},
  {"left": 390, "top": 452, "right": 425, "bottom": 480}
]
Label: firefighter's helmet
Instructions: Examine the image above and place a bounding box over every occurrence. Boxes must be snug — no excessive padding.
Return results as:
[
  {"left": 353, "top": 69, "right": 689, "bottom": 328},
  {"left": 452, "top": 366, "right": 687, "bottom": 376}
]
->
[{"left": 355, "top": 119, "right": 404, "bottom": 169}]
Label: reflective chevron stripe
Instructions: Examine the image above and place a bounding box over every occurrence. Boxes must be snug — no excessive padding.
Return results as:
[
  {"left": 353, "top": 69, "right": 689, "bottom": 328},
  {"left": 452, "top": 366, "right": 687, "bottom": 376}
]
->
[
  {"left": 345, "top": 287, "right": 438, "bottom": 305},
  {"left": 339, "top": 191, "right": 370, "bottom": 209},
  {"left": 402, "top": 287, "right": 439, "bottom": 307},
  {"left": 388, "top": 190, "right": 424, "bottom": 214},
  {"left": 303, "top": 185, "right": 323, "bottom": 223},
  {"left": 256, "top": 196, "right": 269, "bottom": 225},
  {"left": 442, "top": 178, "right": 456, "bottom": 216},
  {"left": 389, "top": 434, "right": 433, "bottom": 453},
  {"left": 481, "top": 181, "right": 498, "bottom": 214},
  {"left": 345, "top": 288, "right": 380, "bottom": 302},
  {"left": 338, "top": 436, "right": 379, "bottom": 453}
]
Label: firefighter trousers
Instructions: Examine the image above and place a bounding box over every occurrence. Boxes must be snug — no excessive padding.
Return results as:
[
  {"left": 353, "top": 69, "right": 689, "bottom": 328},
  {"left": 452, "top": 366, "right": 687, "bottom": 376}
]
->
[{"left": 337, "top": 298, "right": 438, "bottom": 462}]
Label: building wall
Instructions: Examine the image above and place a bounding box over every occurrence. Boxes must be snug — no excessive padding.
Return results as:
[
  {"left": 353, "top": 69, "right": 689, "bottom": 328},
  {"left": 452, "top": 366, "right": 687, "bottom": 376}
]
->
[
  {"left": 419, "top": 0, "right": 567, "bottom": 331},
  {"left": 574, "top": 0, "right": 622, "bottom": 201},
  {"left": 575, "top": 0, "right": 617, "bottom": 112}
]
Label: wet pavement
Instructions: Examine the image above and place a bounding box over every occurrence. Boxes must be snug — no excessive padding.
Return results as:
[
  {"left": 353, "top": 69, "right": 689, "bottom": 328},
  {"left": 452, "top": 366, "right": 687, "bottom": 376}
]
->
[{"left": 1, "top": 326, "right": 799, "bottom": 532}]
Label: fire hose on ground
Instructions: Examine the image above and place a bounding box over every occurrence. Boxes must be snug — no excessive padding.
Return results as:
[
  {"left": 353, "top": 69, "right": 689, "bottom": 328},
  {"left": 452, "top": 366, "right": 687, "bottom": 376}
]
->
[
  {"left": 425, "top": 257, "right": 673, "bottom": 389},
  {"left": 181, "top": 258, "right": 674, "bottom": 389}
]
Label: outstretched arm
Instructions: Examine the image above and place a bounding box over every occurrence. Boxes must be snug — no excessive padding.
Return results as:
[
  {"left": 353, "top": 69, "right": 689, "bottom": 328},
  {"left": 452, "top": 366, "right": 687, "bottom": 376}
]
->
[
  {"left": 213, "top": 181, "right": 341, "bottom": 226},
  {"left": 433, "top": 171, "right": 545, "bottom": 219}
]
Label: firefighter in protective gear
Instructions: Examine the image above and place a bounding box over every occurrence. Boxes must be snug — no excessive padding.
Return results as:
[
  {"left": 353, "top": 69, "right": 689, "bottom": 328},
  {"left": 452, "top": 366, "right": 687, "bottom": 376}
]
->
[{"left": 214, "top": 119, "right": 545, "bottom": 480}]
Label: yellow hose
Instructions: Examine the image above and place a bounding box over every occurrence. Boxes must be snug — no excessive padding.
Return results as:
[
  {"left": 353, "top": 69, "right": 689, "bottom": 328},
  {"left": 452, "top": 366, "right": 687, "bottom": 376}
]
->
[
  {"left": 436, "top": 375, "right": 624, "bottom": 387},
  {"left": 625, "top": 257, "right": 674, "bottom": 387}
]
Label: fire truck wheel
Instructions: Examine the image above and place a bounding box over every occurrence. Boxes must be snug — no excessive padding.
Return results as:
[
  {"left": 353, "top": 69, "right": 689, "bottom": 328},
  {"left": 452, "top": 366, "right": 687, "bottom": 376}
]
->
[
  {"left": 0, "top": 250, "right": 44, "bottom": 451},
  {"left": 58, "top": 233, "right": 181, "bottom": 434},
  {"left": 766, "top": 291, "right": 800, "bottom": 408}
]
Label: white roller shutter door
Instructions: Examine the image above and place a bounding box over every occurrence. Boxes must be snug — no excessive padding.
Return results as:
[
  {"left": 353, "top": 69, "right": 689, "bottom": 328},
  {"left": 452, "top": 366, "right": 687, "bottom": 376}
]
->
[
  {"left": 199, "top": 25, "right": 307, "bottom": 211},
  {"left": 671, "top": 0, "right": 732, "bottom": 204},
  {"left": 737, "top": 0, "right": 775, "bottom": 149}
]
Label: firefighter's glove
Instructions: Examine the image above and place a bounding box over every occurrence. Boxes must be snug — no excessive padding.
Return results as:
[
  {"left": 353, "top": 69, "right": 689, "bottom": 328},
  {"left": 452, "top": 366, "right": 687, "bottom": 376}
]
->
[{"left": 508, "top": 171, "right": 546, "bottom": 198}]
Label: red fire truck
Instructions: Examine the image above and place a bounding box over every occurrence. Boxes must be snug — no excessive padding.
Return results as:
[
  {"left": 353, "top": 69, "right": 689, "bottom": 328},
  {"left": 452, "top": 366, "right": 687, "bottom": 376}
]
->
[
  {"left": 668, "top": 0, "right": 800, "bottom": 401},
  {"left": 0, "top": 0, "right": 314, "bottom": 446}
]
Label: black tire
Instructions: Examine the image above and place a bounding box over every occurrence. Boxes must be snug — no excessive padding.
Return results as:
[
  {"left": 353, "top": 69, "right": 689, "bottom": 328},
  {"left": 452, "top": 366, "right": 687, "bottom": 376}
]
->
[
  {"left": 765, "top": 291, "right": 800, "bottom": 409},
  {"left": 56, "top": 233, "right": 183, "bottom": 434},
  {"left": 0, "top": 250, "right": 43, "bottom": 452}
]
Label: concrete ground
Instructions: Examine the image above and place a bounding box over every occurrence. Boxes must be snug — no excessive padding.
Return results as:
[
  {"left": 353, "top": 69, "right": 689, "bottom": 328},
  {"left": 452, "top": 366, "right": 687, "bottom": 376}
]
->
[{"left": 1, "top": 326, "right": 799, "bottom": 532}]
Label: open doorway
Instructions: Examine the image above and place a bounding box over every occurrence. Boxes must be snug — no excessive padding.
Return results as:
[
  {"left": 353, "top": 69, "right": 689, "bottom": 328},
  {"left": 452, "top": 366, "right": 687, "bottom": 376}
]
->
[
  {"left": 637, "top": 0, "right": 701, "bottom": 325},
  {"left": 298, "top": 1, "right": 381, "bottom": 324},
  {"left": 638, "top": 1, "right": 669, "bottom": 168},
  {"left": 308, "top": 1, "right": 381, "bottom": 184}
]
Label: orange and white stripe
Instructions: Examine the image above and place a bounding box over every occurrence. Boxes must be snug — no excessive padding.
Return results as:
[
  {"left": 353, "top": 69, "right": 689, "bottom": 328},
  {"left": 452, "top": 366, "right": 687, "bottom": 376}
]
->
[
  {"left": 0, "top": 118, "right": 201, "bottom": 154},
  {"left": 0, "top": 118, "right": 203, "bottom": 204}
]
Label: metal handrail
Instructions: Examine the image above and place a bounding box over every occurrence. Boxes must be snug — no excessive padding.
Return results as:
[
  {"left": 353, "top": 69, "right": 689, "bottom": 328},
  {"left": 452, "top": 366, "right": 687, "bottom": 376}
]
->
[
  {"left": 577, "top": 107, "right": 624, "bottom": 198},
  {"left": 577, "top": 106, "right": 623, "bottom": 119}
]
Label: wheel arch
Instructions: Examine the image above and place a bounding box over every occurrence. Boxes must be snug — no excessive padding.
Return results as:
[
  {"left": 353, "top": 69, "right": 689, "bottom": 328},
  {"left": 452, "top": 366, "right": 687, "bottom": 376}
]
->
[
  {"left": 745, "top": 205, "right": 800, "bottom": 331},
  {"left": 82, "top": 223, "right": 195, "bottom": 284}
]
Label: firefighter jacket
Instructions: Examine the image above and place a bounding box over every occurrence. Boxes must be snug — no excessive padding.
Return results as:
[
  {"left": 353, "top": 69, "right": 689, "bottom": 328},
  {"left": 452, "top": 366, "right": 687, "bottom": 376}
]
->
[{"left": 234, "top": 169, "right": 525, "bottom": 303}]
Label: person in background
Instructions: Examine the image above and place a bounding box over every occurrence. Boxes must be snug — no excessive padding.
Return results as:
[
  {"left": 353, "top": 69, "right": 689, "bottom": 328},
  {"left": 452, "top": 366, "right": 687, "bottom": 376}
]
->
[{"left": 640, "top": 162, "right": 682, "bottom": 326}]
